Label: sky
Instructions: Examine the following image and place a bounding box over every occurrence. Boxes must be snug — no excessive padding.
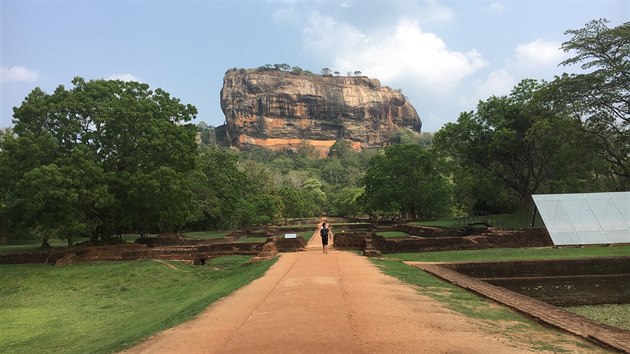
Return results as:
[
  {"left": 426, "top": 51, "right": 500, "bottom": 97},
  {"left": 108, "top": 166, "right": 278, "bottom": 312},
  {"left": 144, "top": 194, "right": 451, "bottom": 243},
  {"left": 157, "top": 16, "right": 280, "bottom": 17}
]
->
[{"left": 1, "top": 1, "right": 629, "bottom": 132}]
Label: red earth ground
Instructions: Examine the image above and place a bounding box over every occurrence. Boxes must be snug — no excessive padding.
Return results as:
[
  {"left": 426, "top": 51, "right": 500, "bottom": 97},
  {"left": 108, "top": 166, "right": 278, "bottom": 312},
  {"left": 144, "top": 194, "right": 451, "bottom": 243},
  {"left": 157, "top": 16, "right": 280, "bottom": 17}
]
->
[{"left": 122, "top": 228, "right": 609, "bottom": 354}]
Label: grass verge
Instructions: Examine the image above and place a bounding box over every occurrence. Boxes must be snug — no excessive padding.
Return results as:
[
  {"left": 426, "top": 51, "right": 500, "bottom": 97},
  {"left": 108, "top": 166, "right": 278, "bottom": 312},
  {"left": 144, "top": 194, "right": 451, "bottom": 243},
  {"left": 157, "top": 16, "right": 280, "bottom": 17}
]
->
[
  {"left": 384, "top": 245, "right": 630, "bottom": 263},
  {"left": 0, "top": 256, "right": 276, "bottom": 354},
  {"left": 182, "top": 231, "right": 230, "bottom": 240}
]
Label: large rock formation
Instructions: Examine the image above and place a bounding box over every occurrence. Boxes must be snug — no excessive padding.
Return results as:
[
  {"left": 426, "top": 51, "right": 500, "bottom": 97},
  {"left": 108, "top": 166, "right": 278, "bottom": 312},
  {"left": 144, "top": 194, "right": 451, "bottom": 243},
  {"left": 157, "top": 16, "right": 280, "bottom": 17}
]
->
[{"left": 220, "top": 68, "right": 421, "bottom": 156}]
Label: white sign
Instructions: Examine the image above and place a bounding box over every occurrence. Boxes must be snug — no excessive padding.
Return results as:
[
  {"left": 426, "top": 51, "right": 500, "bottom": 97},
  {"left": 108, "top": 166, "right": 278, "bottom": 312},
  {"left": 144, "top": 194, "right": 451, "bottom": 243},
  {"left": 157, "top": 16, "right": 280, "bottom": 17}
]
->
[{"left": 285, "top": 233, "right": 297, "bottom": 239}]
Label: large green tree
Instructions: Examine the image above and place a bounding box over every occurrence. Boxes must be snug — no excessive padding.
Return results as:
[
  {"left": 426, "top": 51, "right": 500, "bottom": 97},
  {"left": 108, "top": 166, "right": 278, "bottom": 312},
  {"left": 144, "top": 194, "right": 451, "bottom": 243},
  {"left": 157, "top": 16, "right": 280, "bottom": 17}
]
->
[
  {"left": 551, "top": 19, "right": 630, "bottom": 187},
  {"left": 361, "top": 144, "right": 453, "bottom": 219},
  {"left": 194, "top": 147, "right": 282, "bottom": 229},
  {"left": 434, "top": 79, "right": 595, "bottom": 210},
  {"left": 6, "top": 77, "right": 198, "bottom": 242}
]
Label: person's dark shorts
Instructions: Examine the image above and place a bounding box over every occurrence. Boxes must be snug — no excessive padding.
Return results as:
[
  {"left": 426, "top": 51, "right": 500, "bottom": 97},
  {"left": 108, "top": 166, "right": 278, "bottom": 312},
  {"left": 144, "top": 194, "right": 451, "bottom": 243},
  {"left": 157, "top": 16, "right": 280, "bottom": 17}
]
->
[{"left": 322, "top": 236, "right": 328, "bottom": 245}]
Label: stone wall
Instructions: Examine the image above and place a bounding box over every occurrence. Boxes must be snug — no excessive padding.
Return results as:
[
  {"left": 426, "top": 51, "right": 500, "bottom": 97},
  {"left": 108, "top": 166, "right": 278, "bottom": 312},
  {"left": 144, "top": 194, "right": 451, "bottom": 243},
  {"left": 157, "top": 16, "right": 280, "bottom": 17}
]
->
[
  {"left": 333, "top": 228, "right": 552, "bottom": 253},
  {"left": 0, "top": 250, "right": 63, "bottom": 265},
  {"left": 0, "top": 242, "right": 266, "bottom": 265},
  {"left": 275, "top": 236, "right": 306, "bottom": 252},
  {"left": 333, "top": 232, "right": 370, "bottom": 249},
  {"left": 441, "top": 257, "right": 630, "bottom": 278}
]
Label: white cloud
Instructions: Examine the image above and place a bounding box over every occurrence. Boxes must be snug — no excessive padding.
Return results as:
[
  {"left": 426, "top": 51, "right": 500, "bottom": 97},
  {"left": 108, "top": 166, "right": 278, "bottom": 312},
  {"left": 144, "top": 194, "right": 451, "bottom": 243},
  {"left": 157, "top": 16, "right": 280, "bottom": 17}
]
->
[
  {"left": 1, "top": 66, "right": 38, "bottom": 82},
  {"left": 510, "top": 39, "right": 565, "bottom": 70},
  {"left": 341, "top": 2, "right": 349, "bottom": 9},
  {"left": 303, "top": 16, "right": 487, "bottom": 96},
  {"left": 107, "top": 73, "right": 140, "bottom": 82},
  {"left": 489, "top": 3, "right": 506, "bottom": 13},
  {"left": 475, "top": 69, "right": 515, "bottom": 99}
]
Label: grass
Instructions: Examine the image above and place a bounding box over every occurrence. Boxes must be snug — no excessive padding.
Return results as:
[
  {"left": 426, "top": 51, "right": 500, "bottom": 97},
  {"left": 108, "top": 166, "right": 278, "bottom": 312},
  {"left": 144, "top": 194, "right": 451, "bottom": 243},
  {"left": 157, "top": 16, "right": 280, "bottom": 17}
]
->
[
  {"left": 410, "top": 208, "right": 534, "bottom": 230},
  {"left": 236, "top": 237, "right": 268, "bottom": 243},
  {"left": 371, "top": 257, "right": 528, "bottom": 321},
  {"left": 276, "top": 223, "right": 318, "bottom": 229},
  {"left": 384, "top": 245, "right": 630, "bottom": 263},
  {"left": 375, "top": 231, "right": 413, "bottom": 239},
  {"left": 370, "top": 257, "right": 605, "bottom": 352},
  {"left": 409, "top": 218, "right": 459, "bottom": 228},
  {"left": 182, "top": 231, "right": 230, "bottom": 240},
  {"left": 0, "top": 235, "right": 144, "bottom": 254},
  {"left": 298, "top": 231, "right": 314, "bottom": 242},
  {"left": 0, "top": 256, "right": 277, "bottom": 354},
  {"left": 0, "top": 238, "right": 86, "bottom": 254},
  {"left": 564, "top": 304, "right": 630, "bottom": 331}
]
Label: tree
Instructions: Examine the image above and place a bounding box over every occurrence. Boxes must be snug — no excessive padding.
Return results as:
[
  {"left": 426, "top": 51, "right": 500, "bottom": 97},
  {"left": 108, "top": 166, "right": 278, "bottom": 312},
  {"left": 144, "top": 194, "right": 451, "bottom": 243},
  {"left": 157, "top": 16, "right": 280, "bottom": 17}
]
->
[
  {"left": 550, "top": 19, "right": 630, "bottom": 187},
  {"left": 329, "top": 187, "right": 363, "bottom": 217},
  {"left": 321, "top": 67, "right": 332, "bottom": 75},
  {"left": 334, "top": 71, "right": 340, "bottom": 76},
  {"left": 354, "top": 71, "right": 362, "bottom": 76},
  {"left": 279, "top": 185, "right": 309, "bottom": 224},
  {"left": 274, "top": 63, "right": 291, "bottom": 71},
  {"left": 194, "top": 147, "right": 283, "bottom": 229},
  {"left": 361, "top": 144, "right": 453, "bottom": 219},
  {"left": 301, "top": 178, "right": 327, "bottom": 216},
  {"left": 197, "top": 121, "right": 216, "bottom": 146},
  {"left": 386, "top": 128, "right": 419, "bottom": 145},
  {"left": 434, "top": 79, "right": 595, "bottom": 209},
  {"left": 9, "top": 77, "right": 199, "bottom": 241}
]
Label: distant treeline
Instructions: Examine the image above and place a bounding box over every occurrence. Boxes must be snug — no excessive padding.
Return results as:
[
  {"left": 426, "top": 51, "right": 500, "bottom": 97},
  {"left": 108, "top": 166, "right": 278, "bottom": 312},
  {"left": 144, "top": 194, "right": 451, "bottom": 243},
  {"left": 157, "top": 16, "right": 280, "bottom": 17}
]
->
[{"left": 1, "top": 19, "right": 627, "bottom": 247}]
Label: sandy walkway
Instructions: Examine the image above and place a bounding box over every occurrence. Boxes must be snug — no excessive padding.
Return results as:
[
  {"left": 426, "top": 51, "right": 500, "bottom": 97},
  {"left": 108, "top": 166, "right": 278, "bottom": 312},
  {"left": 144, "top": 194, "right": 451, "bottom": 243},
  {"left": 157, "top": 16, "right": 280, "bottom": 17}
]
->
[{"left": 123, "top": 229, "right": 603, "bottom": 354}]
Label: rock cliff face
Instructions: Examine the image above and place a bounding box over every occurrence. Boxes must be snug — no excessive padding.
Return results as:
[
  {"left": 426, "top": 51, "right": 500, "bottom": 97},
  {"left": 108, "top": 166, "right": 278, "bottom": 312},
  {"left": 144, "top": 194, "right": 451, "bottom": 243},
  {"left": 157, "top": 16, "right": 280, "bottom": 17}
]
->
[{"left": 220, "top": 68, "right": 421, "bottom": 156}]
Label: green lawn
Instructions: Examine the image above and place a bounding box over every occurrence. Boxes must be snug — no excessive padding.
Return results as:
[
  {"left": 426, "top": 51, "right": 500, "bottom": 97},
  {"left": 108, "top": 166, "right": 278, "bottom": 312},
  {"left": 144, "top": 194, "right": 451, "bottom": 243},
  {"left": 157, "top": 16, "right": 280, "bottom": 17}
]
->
[
  {"left": 0, "top": 235, "right": 143, "bottom": 254},
  {"left": 376, "top": 231, "right": 413, "bottom": 239},
  {"left": 298, "top": 231, "right": 314, "bottom": 242},
  {"left": 0, "top": 238, "right": 88, "bottom": 254},
  {"left": 182, "top": 231, "right": 230, "bottom": 240},
  {"left": 236, "top": 237, "right": 268, "bottom": 243},
  {"left": 410, "top": 209, "right": 534, "bottom": 230},
  {"left": 383, "top": 245, "right": 630, "bottom": 262},
  {"left": 0, "top": 256, "right": 276, "bottom": 354}
]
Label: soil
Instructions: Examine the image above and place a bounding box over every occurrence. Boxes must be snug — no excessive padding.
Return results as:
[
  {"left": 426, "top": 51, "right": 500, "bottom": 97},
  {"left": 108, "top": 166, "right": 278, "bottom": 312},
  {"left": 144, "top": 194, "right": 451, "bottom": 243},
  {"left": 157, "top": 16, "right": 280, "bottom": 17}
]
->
[{"left": 122, "top": 227, "right": 607, "bottom": 354}]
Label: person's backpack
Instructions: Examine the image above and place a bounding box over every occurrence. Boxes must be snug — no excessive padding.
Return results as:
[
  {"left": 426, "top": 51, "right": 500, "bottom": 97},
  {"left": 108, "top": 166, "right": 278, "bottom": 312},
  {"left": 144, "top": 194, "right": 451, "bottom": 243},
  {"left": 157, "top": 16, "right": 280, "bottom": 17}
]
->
[{"left": 321, "top": 227, "right": 329, "bottom": 237}]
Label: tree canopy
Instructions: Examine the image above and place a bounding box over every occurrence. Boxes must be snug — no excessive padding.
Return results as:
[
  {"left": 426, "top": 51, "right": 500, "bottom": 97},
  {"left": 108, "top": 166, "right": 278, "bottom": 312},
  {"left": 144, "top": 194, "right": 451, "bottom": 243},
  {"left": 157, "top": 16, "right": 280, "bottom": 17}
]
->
[
  {"left": 550, "top": 19, "right": 630, "bottom": 187},
  {"left": 434, "top": 79, "right": 597, "bottom": 209},
  {"left": 4, "top": 77, "right": 199, "bottom": 242},
  {"left": 361, "top": 144, "right": 453, "bottom": 219}
]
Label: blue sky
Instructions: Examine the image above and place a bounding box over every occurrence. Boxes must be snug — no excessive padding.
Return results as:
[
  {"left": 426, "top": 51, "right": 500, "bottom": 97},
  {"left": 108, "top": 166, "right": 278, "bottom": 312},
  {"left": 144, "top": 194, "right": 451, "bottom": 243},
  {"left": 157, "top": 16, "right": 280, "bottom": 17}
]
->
[{"left": 1, "top": 1, "right": 628, "bottom": 132}]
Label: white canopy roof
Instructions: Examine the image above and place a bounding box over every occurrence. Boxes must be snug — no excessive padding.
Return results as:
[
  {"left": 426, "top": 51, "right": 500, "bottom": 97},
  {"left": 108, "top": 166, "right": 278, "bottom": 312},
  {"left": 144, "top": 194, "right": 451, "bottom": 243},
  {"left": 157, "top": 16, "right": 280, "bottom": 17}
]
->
[{"left": 532, "top": 192, "right": 630, "bottom": 246}]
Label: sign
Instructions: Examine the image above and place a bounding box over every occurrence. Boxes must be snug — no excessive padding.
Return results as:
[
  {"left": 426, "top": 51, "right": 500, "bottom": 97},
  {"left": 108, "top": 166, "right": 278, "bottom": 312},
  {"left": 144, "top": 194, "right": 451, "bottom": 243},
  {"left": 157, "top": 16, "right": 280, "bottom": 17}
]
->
[{"left": 285, "top": 233, "right": 297, "bottom": 239}]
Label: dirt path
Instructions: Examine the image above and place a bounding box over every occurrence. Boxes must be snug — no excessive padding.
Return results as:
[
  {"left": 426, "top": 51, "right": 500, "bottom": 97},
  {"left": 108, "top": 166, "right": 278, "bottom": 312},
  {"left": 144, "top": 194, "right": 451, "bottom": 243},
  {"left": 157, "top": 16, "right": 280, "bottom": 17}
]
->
[{"left": 123, "top": 233, "right": 604, "bottom": 354}]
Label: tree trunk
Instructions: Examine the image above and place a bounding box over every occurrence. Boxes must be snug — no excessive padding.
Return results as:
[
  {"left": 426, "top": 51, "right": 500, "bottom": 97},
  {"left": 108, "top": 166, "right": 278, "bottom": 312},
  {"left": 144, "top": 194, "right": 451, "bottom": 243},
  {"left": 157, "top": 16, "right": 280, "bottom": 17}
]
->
[
  {"left": 0, "top": 217, "right": 8, "bottom": 245},
  {"left": 41, "top": 237, "right": 51, "bottom": 248}
]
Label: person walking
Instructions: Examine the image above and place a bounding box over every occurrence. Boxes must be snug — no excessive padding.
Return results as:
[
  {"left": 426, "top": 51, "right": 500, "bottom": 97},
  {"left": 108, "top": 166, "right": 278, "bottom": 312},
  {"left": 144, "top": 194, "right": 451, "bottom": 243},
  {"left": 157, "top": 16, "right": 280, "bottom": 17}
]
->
[{"left": 320, "top": 222, "right": 330, "bottom": 254}]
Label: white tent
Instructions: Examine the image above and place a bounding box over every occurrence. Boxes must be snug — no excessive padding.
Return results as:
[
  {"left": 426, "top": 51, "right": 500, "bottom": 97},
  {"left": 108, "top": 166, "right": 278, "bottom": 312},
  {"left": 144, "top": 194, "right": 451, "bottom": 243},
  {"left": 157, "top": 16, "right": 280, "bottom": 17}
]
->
[{"left": 532, "top": 192, "right": 630, "bottom": 246}]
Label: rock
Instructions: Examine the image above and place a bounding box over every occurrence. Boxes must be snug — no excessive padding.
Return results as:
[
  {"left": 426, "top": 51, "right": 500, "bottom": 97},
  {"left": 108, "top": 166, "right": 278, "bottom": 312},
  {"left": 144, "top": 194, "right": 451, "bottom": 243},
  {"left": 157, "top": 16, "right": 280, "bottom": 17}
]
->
[
  {"left": 220, "top": 68, "right": 422, "bottom": 156},
  {"left": 363, "top": 237, "right": 382, "bottom": 257},
  {"left": 251, "top": 238, "right": 279, "bottom": 262}
]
